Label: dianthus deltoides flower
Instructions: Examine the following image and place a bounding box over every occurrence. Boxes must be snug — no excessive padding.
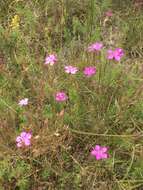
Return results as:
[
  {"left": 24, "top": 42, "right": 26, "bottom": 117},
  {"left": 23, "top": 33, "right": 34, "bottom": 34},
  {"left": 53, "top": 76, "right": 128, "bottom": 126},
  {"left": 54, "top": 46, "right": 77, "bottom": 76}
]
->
[
  {"left": 44, "top": 54, "right": 57, "bottom": 65},
  {"left": 105, "top": 10, "right": 113, "bottom": 17},
  {"left": 55, "top": 92, "right": 68, "bottom": 102},
  {"left": 18, "top": 98, "right": 28, "bottom": 106},
  {"left": 107, "top": 48, "right": 124, "bottom": 61},
  {"left": 16, "top": 132, "right": 32, "bottom": 148},
  {"left": 64, "top": 65, "right": 78, "bottom": 74},
  {"left": 88, "top": 42, "right": 103, "bottom": 52},
  {"left": 83, "top": 66, "right": 96, "bottom": 77},
  {"left": 91, "top": 145, "right": 108, "bottom": 160}
]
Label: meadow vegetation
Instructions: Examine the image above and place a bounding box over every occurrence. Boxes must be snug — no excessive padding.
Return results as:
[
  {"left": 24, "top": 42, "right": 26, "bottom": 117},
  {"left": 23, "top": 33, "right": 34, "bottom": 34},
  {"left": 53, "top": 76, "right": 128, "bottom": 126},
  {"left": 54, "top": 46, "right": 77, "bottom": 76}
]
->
[{"left": 0, "top": 0, "right": 143, "bottom": 189}]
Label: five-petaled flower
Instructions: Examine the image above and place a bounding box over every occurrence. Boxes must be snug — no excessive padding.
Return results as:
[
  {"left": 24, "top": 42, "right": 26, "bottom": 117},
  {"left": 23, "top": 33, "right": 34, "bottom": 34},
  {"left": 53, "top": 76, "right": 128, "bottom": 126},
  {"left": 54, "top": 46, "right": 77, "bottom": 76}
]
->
[
  {"left": 88, "top": 42, "right": 103, "bottom": 52},
  {"left": 91, "top": 145, "right": 108, "bottom": 160},
  {"left": 16, "top": 132, "right": 32, "bottom": 148},
  {"left": 55, "top": 92, "right": 68, "bottom": 102},
  {"left": 83, "top": 66, "right": 96, "bottom": 77},
  {"left": 107, "top": 48, "right": 124, "bottom": 61},
  {"left": 18, "top": 98, "right": 28, "bottom": 106},
  {"left": 65, "top": 65, "right": 78, "bottom": 74},
  {"left": 44, "top": 54, "right": 57, "bottom": 65},
  {"left": 105, "top": 10, "right": 113, "bottom": 17}
]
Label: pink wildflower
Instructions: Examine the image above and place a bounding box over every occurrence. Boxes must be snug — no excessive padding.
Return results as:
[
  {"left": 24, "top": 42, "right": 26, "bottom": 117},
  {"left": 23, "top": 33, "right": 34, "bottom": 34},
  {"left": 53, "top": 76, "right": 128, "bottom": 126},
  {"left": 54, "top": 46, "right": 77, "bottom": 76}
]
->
[
  {"left": 91, "top": 145, "right": 108, "bottom": 160},
  {"left": 88, "top": 42, "right": 103, "bottom": 52},
  {"left": 83, "top": 66, "right": 96, "bottom": 77},
  {"left": 55, "top": 92, "right": 68, "bottom": 102},
  {"left": 107, "top": 48, "right": 124, "bottom": 61},
  {"left": 105, "top": 10, "right": 113, "bottom": 17},
  {"left": 18, "top": 98, "right": 28, "bottom": 106},
  {"left": 44, "top": 54, "right": 57, "bottom": 65},
  {"left": 64, "top": 65, "right": 78, "bottom": 74},
  {"left": 16, "top": 132, "right": 32, "bottom": 148}
]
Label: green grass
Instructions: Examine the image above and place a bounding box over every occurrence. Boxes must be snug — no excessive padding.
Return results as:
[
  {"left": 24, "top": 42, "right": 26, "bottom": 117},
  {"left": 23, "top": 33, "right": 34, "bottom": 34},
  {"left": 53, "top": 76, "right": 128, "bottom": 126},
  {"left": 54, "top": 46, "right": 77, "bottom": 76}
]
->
[{"left": 0, "top": 0, "right": 143, "bottom": 189}]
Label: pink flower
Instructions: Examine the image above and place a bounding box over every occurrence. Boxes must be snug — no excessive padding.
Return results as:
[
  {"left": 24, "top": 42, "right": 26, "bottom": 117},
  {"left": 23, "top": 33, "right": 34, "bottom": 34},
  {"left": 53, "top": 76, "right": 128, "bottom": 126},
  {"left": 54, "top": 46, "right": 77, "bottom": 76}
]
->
[
  {"left": 91, "top": 145, "right": 108, "bottom": 160},
  {"left": 83, "top": 66, "right": 96, "bottom": 77},
  {"left": 44, "top": 54, "right": 57, "bottom": 65},
  {"left": 88, "top": 42, "right": 103, "bottom": 52},
  {"left": 16, "top": 132, "right": 32, "bottom": 148},
  {"left": 107, "top": 48, "right": 124, "bottom": 61},
  {"left": 55, "top": 92, "right": 68, "bottom": 102},
  {"left": 18, "top": 98, "right": 28, "bottom": 106},
  {"left": 65, "top": 65, "right": 78, "bottom": 74},
  {"left": 105, "top": 10, "right": 113, "bottom": 17}
]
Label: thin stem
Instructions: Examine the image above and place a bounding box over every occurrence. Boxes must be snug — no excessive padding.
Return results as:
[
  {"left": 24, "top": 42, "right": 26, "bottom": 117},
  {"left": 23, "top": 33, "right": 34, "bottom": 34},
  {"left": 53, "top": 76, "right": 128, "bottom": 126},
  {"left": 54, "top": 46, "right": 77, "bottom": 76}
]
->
[
  {"left": 0, "top": 98, "right": 17, "bottom": 113},
  {"left": 70, "top": 129, "right": 143, "bottom": 138}
]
